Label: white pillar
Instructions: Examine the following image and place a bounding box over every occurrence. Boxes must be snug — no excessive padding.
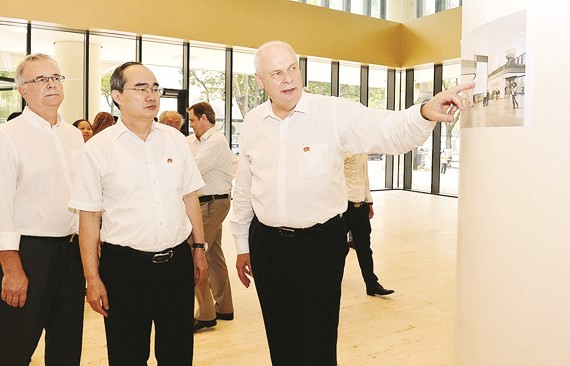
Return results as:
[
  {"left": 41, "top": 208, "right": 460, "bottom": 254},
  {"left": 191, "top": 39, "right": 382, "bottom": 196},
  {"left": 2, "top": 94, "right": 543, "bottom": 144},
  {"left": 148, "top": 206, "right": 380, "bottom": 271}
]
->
[
  {"left": 55, "top": 41, "right": 101, "bottom": 123},
  {"left": 456, "top": 1, "right": 570, "bottom": 365}
]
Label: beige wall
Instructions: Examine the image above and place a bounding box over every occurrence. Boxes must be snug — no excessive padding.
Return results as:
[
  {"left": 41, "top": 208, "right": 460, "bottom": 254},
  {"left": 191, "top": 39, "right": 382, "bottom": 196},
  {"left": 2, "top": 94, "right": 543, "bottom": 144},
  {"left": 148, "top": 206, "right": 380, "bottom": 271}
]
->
[
  {"left": 0, "top": 0, "right": 460, "bottom": 68},
  {"left": 456, "top": 0, "right": 570, "bottom": 365}
]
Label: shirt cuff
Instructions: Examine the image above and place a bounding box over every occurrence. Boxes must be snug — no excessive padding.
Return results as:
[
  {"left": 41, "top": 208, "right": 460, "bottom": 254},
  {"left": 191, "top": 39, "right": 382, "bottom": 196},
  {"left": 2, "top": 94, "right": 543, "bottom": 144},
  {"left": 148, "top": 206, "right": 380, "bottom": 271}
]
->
[
  {"left": 0, "top": 232, "right": 21, "bottom": 251},
  {"left": 68, "top": 199, "right": 102, "bottom": 212},
  {"left": 234, "top": 237, "right": 250, "bottom": 254}
]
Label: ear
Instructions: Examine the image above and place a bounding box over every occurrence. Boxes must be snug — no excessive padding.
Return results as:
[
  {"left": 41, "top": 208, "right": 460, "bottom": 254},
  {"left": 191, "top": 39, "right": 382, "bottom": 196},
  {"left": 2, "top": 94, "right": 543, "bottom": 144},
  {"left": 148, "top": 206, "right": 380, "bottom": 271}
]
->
[
  {"left": 111, "top": 90, "right": 121, "bottom": 107},
  {"left": 255, "top": 73, "right": 264, "bottom": 90},
  {"left": 199, "top": 114, "right": 208, "bottom": 123},
  {"left": 17, "top": 84, "right": 26, "bottom": 98}
]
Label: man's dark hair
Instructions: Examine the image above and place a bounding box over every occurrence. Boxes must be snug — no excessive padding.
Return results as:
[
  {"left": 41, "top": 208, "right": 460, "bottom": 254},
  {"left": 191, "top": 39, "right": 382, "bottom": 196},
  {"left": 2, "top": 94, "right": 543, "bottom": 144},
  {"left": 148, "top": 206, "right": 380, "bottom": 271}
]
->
[
  {"left": 110, "top": 61, "right": 143, "bottom": 109},
  {"left": 188, "top": 102, "right": 215, "bottom": 125}
]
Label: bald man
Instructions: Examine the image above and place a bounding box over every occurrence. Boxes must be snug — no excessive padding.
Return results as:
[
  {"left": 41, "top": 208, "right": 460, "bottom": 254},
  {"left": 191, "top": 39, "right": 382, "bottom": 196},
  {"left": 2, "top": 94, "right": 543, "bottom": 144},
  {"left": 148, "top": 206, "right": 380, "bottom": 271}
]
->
[{"left": 159, "top": 110, "right": 184, "bottom": 131}]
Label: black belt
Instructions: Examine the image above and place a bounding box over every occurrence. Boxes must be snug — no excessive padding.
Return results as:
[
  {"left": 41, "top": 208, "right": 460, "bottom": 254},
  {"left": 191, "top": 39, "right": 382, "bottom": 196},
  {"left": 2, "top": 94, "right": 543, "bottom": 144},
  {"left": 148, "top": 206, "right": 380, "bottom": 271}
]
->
[
  {"left": 348, "top": 201, "right": 369, "bottom": 208},
  {"left": 21, "top": 233, "right": 77, "bottom": 243},
  {"left": 262, "top": 215, "right": 342, "bottom": 238},
  {"left": 199, "top": 194, "right": 230, "bottom": 204},
  {"left": 102, "top": 241, "right": 188, "bottom": 264}
]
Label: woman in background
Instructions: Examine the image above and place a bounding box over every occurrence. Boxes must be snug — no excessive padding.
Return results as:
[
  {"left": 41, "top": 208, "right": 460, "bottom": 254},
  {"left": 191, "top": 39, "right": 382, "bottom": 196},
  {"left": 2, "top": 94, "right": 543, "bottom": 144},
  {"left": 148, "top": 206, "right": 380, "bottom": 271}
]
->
[
  {"left": 73, "top": 119, "right": 93, "bottom": 142},
  {"left": 91, "top": 111, "right": 115, "bottom": 135}
]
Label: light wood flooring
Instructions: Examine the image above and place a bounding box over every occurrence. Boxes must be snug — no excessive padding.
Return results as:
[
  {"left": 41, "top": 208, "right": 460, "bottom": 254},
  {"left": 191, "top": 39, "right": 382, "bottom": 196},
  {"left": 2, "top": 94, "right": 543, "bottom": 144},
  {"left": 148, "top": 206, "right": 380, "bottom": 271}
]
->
[{"left": 32, "top": 190, "right": 458, "bottom": 365}]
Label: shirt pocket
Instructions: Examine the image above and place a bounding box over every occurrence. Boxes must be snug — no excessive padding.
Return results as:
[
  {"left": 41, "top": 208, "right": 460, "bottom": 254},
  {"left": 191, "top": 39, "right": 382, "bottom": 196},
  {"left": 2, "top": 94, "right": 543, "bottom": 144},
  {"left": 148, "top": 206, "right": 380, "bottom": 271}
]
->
[{"left": 298, "top": 143, "right": 329, "bottom": 177}]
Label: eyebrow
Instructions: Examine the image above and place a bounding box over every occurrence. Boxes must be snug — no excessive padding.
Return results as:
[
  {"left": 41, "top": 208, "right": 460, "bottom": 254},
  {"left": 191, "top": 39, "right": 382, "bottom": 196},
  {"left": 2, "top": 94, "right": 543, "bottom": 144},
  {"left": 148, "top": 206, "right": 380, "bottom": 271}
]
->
[
  {"left": 32, "top": 73, "right": 62, "bottom": 78},
  {"left": 269, "top": 63, "right": 297, "bottom": 73},
  {"left": 132, "top": 82, "right": 160, "bottom": 87}
]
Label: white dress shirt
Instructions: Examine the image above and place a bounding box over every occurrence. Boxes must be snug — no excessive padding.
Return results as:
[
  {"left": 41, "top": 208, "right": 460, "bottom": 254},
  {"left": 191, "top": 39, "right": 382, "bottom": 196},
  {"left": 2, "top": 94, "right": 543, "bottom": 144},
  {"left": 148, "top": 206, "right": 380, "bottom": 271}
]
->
[
  {"left": 344, "top": 153, "right": 372, "bottom": 203},
  {"left": 69, "top": 119, "right": 204, "bottom": 252},
  {"left": 187, "top": 127, "right": 237, "bottom": 196},
  {"left": 0, "top": 107, "right": 84, "bottom": 250},
  {"left": 230, "top": 92, "right": 435, "bottom": 254}
]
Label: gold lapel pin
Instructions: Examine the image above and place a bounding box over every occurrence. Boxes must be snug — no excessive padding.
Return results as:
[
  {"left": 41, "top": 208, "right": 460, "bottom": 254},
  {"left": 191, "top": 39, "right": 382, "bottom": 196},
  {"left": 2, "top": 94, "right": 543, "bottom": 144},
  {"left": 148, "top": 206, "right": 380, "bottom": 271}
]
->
[{"left": 167, "top": 158, "right": 173, "bottom": 163}]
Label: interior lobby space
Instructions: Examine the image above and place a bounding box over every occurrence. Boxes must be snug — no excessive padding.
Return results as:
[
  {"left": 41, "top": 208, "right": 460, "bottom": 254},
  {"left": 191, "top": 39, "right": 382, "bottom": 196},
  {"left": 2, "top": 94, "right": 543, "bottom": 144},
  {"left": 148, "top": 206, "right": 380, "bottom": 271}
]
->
[{"left": 31, "top": 191, "right": 458, "bottom": 365}]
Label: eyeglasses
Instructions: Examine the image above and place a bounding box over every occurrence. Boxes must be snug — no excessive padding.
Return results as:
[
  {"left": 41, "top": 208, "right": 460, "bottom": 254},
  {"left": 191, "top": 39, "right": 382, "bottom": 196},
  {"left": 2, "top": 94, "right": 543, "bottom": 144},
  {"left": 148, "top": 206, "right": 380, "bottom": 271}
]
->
[
  {"left": 123, "top": 86, "right": 164, "bottom": 96},
  {"left": 21, "top": 75, "right": 66, "bottom": 86},
  {"left": 268, "top": 65, "right": 298, "bottom": 80}
]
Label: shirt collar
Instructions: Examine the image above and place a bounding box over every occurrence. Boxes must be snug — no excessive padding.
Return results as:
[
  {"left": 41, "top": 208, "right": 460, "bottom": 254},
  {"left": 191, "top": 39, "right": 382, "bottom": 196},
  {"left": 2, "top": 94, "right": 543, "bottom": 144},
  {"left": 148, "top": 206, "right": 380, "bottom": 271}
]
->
[
  {"left": 22, "top": 106, "right": 65, "bottom": 130},
  {"left": 114, "top": 118, "right": 162, "bottom": 140},
  {"left": 260, "top": 91, "right": 309, "bottom": 121},
  {"left": 198, "top": 126, "right": 217, "bottom": 142}
]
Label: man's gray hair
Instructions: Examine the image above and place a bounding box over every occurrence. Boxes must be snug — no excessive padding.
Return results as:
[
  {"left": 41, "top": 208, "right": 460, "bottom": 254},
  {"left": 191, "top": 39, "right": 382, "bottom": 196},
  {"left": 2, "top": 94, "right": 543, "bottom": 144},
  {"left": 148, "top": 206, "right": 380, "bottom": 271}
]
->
[
  {"left": 15, "top": 53, "right": 59, "bottom": 84},
  {"left": 159, "top": 110, "right": 185, "bottom": 126},
  {"left": 254, "top": 41, "right": 297, "bottom": 75}
]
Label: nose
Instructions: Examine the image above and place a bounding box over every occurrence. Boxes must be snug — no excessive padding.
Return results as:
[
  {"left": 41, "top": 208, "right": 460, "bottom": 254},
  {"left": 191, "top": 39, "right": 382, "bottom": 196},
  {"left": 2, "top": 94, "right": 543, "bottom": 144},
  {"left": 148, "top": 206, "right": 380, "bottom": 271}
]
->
[{"left": 282, "top": 71, "right": 293, "bottom": 84}]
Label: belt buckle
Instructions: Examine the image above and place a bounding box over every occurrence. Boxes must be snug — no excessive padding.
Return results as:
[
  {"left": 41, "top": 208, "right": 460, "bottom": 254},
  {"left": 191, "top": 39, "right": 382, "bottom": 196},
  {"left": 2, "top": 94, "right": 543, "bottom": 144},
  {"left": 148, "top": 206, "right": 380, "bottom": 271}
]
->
[
  {"left": 277, "top": 227, "right": 295, "bottom": 238},
  {"left": 152, "top": 250, "right": 173, "bottom": 264},
  {"left": 353, "top": 202, "right": 362, "bottom": 208}
]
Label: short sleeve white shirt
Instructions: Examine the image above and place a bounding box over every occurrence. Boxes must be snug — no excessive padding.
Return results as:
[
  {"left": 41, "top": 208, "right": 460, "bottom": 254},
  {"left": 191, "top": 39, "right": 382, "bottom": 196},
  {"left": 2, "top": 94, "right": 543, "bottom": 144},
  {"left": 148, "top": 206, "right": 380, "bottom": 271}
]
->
[
  {"left": 69, "top": 119, "right": 204, "bottom": 251},
  {"left": 0, "top": 107, "right": 83, "bottom": 250},
  {"left": 187, "top": 127, "right": 237, "bottom": 196}
]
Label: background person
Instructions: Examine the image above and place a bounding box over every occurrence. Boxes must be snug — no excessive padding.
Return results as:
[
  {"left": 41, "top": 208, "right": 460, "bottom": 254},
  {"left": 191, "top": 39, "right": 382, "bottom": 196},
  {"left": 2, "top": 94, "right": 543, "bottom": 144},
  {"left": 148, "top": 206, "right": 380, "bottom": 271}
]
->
[
  {"left": 187, "top": 101, "right": 237, "bottom": 331},
  {"left": 73, "top": 118, "right": 93, "bottom": 142},
  {"left": 159, "top": 110, "right": 184, "bottom": 131},
  {"left": 0, "top": 53, "right": 85, "bottom": 366},
  {"left": 230, "top": 40, "right": 473, "bottom": 365},
  {"left": 343, "top": 153, "right": 394, "bottom": 297},
  {"left": 91, "top": 111, "right": 115, "bottom": 135}
]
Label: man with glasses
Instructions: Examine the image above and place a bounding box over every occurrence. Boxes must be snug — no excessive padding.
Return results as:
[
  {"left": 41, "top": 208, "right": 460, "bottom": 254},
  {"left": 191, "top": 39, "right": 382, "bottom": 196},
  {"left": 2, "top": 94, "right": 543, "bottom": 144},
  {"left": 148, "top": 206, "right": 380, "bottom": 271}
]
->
[
  {"left": 230, "top": 40, "right": 473, "bottom": 365},
  {"left": 0, "top": 53, "right": 85, "bottom": 365},
  {"left": 159, "top": 110, "right": 184, "bottom": 131},
  {"left": 69, "top": 61, "right": 208, "bottom": 364}
]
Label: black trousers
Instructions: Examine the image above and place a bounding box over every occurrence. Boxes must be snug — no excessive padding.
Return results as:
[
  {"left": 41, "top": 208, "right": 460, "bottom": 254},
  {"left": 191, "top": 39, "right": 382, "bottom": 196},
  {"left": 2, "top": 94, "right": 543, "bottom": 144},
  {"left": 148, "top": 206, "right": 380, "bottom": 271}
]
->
[
  {"left": 250, "top": 216, "right": 348, "bottom": 366},
  {"left": 0, "top": 235, "right": 85, "bottom": 366},
  {"left": 100, "top": 242, "right": 195, "bottom": 366},
  {"left": 343, "top": 202, "right": 379, "bottom": 287}
]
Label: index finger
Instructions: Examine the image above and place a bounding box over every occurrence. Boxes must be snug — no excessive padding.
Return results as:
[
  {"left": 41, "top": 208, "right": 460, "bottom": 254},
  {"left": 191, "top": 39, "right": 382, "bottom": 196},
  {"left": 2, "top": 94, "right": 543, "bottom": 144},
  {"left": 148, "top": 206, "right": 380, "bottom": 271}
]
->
[{"left": 448, "top": 82, "right": 475, "bottom": 94}]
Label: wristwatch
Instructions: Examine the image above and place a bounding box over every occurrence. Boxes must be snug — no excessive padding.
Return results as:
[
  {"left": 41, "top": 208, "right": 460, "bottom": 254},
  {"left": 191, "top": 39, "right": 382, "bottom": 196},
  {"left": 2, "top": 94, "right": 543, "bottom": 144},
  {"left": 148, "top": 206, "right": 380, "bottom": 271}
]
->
[{"left": 192, "top": 242, "right": 209, "bottom": 251}]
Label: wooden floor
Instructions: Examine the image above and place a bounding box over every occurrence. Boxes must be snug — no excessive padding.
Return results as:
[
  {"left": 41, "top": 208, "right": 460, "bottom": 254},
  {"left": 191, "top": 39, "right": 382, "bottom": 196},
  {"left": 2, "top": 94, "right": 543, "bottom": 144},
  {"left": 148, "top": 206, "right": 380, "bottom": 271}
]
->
[{"left": 32, "top": 190, "right": 458, "bottom": 365}]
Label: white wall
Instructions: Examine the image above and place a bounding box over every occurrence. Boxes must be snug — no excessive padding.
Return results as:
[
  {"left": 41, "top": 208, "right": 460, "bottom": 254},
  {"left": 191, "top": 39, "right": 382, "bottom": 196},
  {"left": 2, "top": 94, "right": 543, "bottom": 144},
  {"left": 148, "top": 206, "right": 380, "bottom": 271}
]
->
[{"left": 456, "top": 1, "right": 570, "bottom": 365}]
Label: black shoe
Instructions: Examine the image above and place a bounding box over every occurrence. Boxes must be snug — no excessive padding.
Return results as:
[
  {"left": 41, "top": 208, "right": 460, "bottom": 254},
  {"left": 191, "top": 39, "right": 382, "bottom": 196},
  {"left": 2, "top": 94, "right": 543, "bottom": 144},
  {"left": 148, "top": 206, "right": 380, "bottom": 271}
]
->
[
  {"left": 366, "top": 283, "right": 395, "bottom": 296},
  {"left": 194, "top": 319, "right": 216, "bottom": 331},
  {"left": 216, "top": 312, "right": 234, "bottom": 321}
]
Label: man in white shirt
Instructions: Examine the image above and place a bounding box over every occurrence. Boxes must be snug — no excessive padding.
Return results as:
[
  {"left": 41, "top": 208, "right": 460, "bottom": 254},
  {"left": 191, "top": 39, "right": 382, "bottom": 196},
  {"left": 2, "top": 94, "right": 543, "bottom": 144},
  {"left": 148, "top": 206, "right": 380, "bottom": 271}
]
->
[
  {"left": 187, "top": 101, "right": 237, "bottom": 331},
  {"left": 159, "top": 110, "right": 184, "bottom": 131},
  {"left": 0, "top": 54, "right": 85, "bottom": 366},
  {"left": 230, "top": 40, "right": 473, "bottom": 365},
  {"left": 69, "top": 62, "right": 207, "bottom": 364},
  {"left": 344, "top": 153, "right": 394, "bottom": 297}
]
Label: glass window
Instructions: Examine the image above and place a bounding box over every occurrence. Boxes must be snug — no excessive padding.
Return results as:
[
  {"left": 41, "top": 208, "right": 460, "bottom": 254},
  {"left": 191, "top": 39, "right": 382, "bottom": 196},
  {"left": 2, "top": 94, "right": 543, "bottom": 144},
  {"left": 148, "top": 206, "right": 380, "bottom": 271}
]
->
[
  {"left": 307, "top": 57, "right": 331, "bottom": 96},
  {"left": 31, "top": 26, "right": 85, "bottom": 124},
  {"left": 329, "top": 0, "right": 343, "bottom": 10},
  {"left": 339, "top": 62, "right": 360, "bottom": 103},
  {"left": 232, "top": 48, "right": 265, "bottom": 150},
  {"left": 411, "top": 65, "right": 434, "bottom": 193},
  {"left": 350, "top": 0, "right": 364, "bottom": 14},
  {"left": 440, "top": 61, "right": 461, "bottom": 196},
  {"left": 90, "top": 32, "right": 136, "bottom": 119},
  {"left": 370, "top": 0, "right": 384, "bottom": 18},
  {"left": 189, "top": 44, "right": 226, "bottom": 134},
  {"left": 0, "top": 21, "right": 26, "bottom": 124},
  {"left": 367, "top": 66, "right": 388, "bottom": 189},
  {"left": 142, "top": 36, "right": 183, "bottom": 90}
]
